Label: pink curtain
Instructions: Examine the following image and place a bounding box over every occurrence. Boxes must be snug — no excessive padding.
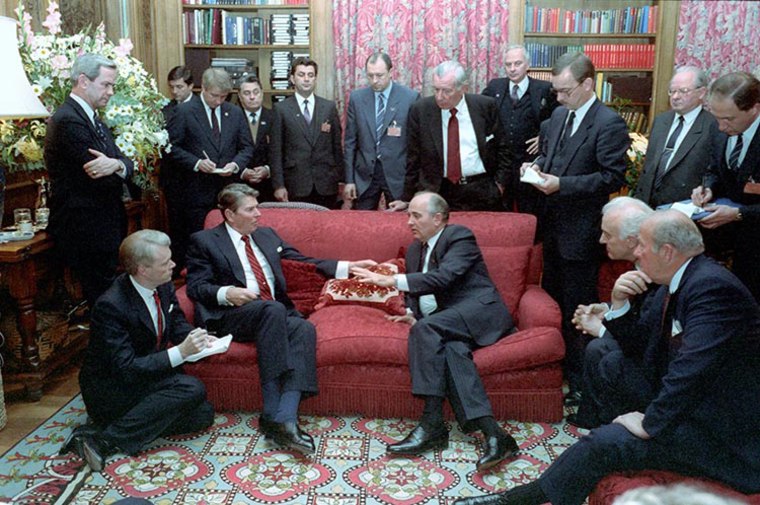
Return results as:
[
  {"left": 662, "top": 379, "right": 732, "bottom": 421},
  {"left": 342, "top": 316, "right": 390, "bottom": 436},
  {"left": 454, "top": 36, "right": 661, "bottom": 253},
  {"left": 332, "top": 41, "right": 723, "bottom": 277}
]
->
[
  {"left": 332, "top": 0, "right": 510, "bottom": 113},
  {"left": 676, "top": 0, "right": 760, "bottom": 81}
]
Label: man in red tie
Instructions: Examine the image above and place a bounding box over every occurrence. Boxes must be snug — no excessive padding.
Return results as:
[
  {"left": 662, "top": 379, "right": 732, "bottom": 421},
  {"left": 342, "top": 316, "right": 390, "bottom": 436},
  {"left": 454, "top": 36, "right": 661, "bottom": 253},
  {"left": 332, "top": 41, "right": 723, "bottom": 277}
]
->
[
  {"left": 68, "top": 230, "right": 216, "bottom": 472},
  {"left": 389, "top": 60, "right": 510, "bottom": 212},
  {"left": 185, "top": 183, "right": 374, "bottom": 453}
]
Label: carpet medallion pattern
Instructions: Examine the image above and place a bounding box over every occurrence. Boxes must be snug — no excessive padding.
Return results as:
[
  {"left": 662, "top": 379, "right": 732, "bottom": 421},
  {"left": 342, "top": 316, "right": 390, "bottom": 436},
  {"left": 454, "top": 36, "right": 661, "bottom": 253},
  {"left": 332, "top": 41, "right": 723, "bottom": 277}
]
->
[{"left": 1, "top": 396, "right": 583, "bottom": 504}]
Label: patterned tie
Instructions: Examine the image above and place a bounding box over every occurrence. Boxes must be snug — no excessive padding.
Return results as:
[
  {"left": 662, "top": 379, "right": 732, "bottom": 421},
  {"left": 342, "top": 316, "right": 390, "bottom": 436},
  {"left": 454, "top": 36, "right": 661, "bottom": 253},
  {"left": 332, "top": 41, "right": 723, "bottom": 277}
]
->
[
  {"left": 654, "top": 115, "right": 685, "bottom": 188},
  {"left": 511, "top": 84, "right": 520, "bottom": 106},
  {"left": 153, "top": 290, "right": 164, "bottom": 349},
  {"left": 241, "top": 236, "right": 273, "bottom": 300},
  {"left": 303, "top": 99, "right": 311, "bottom": 124},
  {"left": 447, "top": 108, "right": 461, "bottom": 184},
  {"left": 559, "top": 111, "right": 575, "bottom": 150},
  {"left": 376, "top": 93, "right": 386, "bottom": 155},
  {"left": 210, "top": 107, "right": 221, "bottom": 144},
  {"left": 93, "top": 115, "right": 109, "bottom": 145},
  {"left": 729, "top": 133, "right": 743, "bottom": 171},
  {"left": 249, "top": 113, "right": 259, "bottom": 145}
]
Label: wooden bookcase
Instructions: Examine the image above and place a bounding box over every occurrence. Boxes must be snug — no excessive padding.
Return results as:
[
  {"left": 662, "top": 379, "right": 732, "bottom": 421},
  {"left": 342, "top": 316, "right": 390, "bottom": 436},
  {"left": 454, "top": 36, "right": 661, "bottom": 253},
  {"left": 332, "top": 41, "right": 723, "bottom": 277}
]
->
[
  {"left": 153, "top": 0, "right": 334, "bottom": 107},
  {"left": 508, "top": 0, "right": 680, "bottom": 133}
]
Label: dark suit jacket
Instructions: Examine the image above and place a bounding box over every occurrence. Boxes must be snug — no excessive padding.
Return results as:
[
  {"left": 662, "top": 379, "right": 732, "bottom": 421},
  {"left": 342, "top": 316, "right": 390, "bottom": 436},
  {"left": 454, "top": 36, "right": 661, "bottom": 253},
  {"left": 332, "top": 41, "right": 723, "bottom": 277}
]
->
[
  {"left": 402, "top": 94, "right": 510, "bottom": 202},
  {"left": 165, "top": 98, "right": 254, "bottom": 209},
  {"left": 185, "top": 223, "right": 338, "bottom": 326},
  {"left": 241, "top": 106, "right": 274, "bottom": 199},
  {"left": 270, "top": 95, "right": 343, "bottom": 198},
  {"left": 604, "top": 255, "right": 760, "bottom": 475},
  {"left": 405, "top": 224, "right": 514, "bottom": 346},
  {"left": 45, "top": 96, "right": 134, "bottom": 255},
  {"left": 634, "top": 108, "right": 718, "bottom": 208},
  {"left": 344, "top": 83, "right": 420, "bottom": 200},
  {"left": 537, "top": 100, "right": 629, "bottom": 260},
  {"left": 79, "top": 274, "right": 194, "bottom": 411}
]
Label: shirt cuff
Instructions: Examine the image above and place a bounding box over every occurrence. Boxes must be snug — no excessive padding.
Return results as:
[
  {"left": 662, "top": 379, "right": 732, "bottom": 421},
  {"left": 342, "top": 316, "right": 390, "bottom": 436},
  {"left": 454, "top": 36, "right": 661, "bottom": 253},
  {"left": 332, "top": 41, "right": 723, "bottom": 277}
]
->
[
  {"left": 217, "top": 286, "right": 233, "bottom": 306},
  {"left": 605, "top": 300, "right": 631, "bottom": 320},
  {"left": 335, "top": 261, "right": 349, "bottom": 279},
  {"left": 396, "top": 273, "right": 409, "bottom": 292},
  {"left": 168, "top": 346, "right": 184, "bottom": 367},
  {"left": 194, "top": 159, "right": 202, "bottom": 172},
  {"left": 598, "top": 327, "right": 607, "bottom": 338},
  {"left": 117, "top": 161, "right": 128, "bottom": 179}
]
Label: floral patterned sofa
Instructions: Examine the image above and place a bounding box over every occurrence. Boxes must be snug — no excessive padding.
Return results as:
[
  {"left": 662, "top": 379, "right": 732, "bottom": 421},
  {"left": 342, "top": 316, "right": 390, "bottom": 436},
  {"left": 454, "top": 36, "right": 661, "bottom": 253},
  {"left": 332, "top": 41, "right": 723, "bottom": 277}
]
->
[{"left": 176, "top": 208, "right": 565, "bottom": 422}]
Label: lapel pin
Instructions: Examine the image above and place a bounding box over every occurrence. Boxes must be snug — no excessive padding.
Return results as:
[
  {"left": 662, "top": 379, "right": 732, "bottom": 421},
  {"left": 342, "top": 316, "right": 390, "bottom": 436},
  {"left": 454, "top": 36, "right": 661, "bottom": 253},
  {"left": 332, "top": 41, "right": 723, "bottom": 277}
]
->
[{"left": 277, "top": 246, "right": 283, "bottom": 253}]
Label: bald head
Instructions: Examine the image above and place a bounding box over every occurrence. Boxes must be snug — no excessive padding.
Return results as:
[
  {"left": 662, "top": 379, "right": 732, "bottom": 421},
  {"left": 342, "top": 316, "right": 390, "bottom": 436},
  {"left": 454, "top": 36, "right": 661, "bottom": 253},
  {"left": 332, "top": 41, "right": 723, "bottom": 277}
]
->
[{"left": 634, "top": 210, "right": 704, "bottom": 285}]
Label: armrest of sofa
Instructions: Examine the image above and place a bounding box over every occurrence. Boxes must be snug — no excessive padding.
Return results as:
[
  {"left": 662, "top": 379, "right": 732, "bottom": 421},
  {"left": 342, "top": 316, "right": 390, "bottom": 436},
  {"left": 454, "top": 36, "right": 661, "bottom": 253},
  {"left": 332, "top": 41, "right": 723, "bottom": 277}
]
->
[
  {"left": 175, "top": 285, "right": 195, "bottom": 327},
  {"left": 517, "top": 284, "right": 561, "bottom": 330}
]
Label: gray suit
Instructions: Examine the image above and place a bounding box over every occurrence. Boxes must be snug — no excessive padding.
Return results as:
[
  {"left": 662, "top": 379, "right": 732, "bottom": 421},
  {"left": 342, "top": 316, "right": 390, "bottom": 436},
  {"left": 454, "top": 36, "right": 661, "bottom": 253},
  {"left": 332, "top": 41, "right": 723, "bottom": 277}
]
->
[
  {"left": 344, "top": 82, "right": 420, "bottom": 207},
  {"left": 634, "top": 108, "right": 718, "bottom": 208}
]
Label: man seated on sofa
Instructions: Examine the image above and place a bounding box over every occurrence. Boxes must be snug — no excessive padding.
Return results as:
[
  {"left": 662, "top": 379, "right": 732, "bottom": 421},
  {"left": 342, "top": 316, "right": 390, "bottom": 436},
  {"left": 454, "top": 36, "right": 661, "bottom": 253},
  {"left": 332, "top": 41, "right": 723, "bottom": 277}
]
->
[
  {"left": 352, "top": 191, "right": 518, "bottom": 471},
  {"left": 64, "top": 230, "right": 216, "bottom": 472},
  {"left": 568, "top": 196, "right": 655, "bottom": 429},
  {"left": 453, "top": 210, "right": 760, "bottom": 505},
  {"left": 185, "top": 183, "right": 374, "bottom": 453}
]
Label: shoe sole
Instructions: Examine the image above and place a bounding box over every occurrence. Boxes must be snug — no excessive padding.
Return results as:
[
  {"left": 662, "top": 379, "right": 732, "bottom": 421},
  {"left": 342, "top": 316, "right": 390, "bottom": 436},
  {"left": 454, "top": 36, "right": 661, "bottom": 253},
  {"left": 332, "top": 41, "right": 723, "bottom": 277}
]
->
[
  {"left": 387, "top": 437, "right": 449, "bottom": 455},
  {"left": 82, "top": 440, "right": 105, "bottom": 472},
  {"left": 476, "top": 445, "right": 519, "bottom": 472}
]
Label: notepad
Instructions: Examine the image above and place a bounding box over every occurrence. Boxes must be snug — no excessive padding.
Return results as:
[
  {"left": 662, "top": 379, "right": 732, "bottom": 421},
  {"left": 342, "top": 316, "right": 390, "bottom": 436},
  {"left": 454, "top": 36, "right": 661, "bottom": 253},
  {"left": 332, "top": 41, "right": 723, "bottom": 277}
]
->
[
  {"left": 520, "top": 167, "right": 544, "bottom": 185},
  {"left": 185, "top": 334, "right": 233, "bottom": 362}
]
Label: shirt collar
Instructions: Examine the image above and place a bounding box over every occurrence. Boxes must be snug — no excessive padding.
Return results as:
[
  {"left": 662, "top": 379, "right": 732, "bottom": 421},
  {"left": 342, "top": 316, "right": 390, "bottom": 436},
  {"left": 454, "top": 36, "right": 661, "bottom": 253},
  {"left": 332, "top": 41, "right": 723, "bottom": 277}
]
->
[
  {"left": 679, "top": 105, "right": 702, "bottom": 126},
  {"left": 376, "top": 82, "right": 393, "bottom": 101},
  {"left": 296, "top": 93, "right": 314, "bottom": 108},
  {"left": 669, "top": 257, "right": 693, "bottom": 294},
  {"left": 181, "top": 93, "right": 194, "bottom": 104},
  {"left": 424, "top": 226, "right": 445, "bottom": 251},
  {"left": 70, "top": 93, "right": 96, "bottom": 124},
  {"left": 511, "top": 76, "right": 529, "bottom": 95},
  {"left": 200, "top": 92, "right": 218, "bottom": 114},
  {"left": 129, "top": 274, "right": 156, "bottom": 302},
  {"left": 225, "top": 222, "right": 247, "bottom": 244}
]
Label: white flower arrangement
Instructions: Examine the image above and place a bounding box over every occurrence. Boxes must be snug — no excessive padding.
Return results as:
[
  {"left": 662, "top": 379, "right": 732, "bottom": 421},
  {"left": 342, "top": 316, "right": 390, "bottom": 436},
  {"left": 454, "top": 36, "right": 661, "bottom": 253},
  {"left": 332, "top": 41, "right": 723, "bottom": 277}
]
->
[{"left": 0, "top": 1, "right": 169, "bottom": 189}]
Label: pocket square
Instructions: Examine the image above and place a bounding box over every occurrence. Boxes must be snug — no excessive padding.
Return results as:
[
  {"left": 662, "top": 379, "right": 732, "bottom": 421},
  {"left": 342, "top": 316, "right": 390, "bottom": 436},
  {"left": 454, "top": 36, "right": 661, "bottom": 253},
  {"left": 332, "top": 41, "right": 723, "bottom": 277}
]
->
[
  {"left": 168, "top": 303, "right": 174, "bottom": 313},
  {"left": 485, "top": 134, "right": 494, "bottom": 142}
]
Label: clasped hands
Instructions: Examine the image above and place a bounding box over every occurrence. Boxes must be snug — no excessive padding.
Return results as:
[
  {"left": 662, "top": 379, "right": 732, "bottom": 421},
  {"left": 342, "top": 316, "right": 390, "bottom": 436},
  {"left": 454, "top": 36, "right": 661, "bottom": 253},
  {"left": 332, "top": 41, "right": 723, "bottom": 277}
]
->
[
  {"left": 572, "top": 303, "right": 608, "bottom": 336},
  {"left": 84, "top": 149, "right": 122, "bottom": 179},
  {"left": 177, "top": 327, "right": 217, "bottom": 358}
]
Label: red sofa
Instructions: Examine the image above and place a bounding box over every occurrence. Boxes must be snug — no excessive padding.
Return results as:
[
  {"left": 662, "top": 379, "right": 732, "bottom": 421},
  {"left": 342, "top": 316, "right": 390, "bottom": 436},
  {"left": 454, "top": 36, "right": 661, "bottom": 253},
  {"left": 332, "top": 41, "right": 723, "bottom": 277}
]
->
[{"left": 176, "top": 208, "right": 565, "bottom": 422}]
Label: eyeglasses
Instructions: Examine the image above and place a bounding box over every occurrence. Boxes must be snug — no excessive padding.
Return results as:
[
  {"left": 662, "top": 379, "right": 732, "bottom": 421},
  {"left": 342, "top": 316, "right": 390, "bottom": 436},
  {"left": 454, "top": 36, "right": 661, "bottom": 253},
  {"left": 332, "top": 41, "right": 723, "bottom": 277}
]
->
[
  {"left": 552, "top": 82, "right": 582, "bottom": 96},
  {"left": 667, "top": 86, "right": 703, "bottom": 96}
]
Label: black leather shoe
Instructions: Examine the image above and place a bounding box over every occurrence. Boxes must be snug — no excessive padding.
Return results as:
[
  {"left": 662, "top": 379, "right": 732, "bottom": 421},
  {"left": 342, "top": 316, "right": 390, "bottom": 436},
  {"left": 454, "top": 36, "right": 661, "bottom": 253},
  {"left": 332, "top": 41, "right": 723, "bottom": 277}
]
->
[
  {"left": 564, "top": 390, "right": 582, "bottom": 406},
  {"left": 81, "top": 434, "right": 113, "bottom": 472},
  {"left": 387, "top": 424, "right": 449, "bottom": 455},
  {"left": 258, "top": 415, "right": 278, "bottom": 438},
  {"left": 566, "top": 413, "right": 597, "bottom": 430},
  {"left": 59, "top": 425, "right": 99, "bottom": 457},
  {"left": 476, "top": 434, "right": 519, "bottom": 471},
  {"left": 453, "top": 493, "right": 507, "bottom": 505},
  {"left": 268, "top": 421, "right": 316, "bottom": 454}
]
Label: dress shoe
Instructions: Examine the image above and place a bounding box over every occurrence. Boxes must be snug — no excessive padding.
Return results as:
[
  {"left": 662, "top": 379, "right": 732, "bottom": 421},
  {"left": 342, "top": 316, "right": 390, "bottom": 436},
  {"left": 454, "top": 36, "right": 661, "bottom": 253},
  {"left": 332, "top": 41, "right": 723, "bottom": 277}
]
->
[
  {"left": 453, "top": 493, "right": 507, "bottom": 505},
  {"left": 267, "top": 421, "right": 315, "bottom": 453},
  {"left": 81, "top": 434, "right": 114, "bottom": 472},
  {"left": 59, "top": 424, "right": 99, "bottom": 457},
  {"left": 564, "top": 390, "right": 582, "bottom": 406},
  {"left": 258, "top": 415, "right": 278, "bottom": 438},
  {"left": 566, "top": 413, "right": 597, "bottom": 430},
  {"left": 387, "top": 423, "right": 448, "bottom": 455},
  {"left": 476, "top": 433, "right": 519, "bottom": 471}
]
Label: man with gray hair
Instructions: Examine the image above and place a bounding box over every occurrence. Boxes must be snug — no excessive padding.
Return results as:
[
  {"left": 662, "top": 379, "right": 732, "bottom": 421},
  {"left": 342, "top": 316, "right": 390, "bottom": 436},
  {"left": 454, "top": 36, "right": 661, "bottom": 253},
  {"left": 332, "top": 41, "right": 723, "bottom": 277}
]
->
[
  {"left": 65, "top": 230, "right": 216, "bottom": 472},
  {"left": 455, "top": 210, "right": 760, "bottom": 505},
  {"left": 390, "top": 60, "right": 510, "bottom": 211},
  {"left": 45, "top": 53, "right": 135, "bottom": 306},
  {"left": 634, "top": 66, "right": 717, "bottom": 208},
  {"left": 166, "top": 67, "right": 253, "bottom": 273},
  {"left": 483, "top": 44, "right": 557, "bottom": 214}
]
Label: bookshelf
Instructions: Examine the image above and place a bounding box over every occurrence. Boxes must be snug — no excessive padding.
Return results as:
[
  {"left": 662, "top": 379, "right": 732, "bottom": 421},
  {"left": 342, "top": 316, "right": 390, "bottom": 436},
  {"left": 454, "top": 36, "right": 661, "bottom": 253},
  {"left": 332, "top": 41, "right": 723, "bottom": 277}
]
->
[
  {"left": 508, "top": 0, "right": 680, "bottom": 133},
  {"left": 154, "top": 1, "right": 333, "bottom": 108}
]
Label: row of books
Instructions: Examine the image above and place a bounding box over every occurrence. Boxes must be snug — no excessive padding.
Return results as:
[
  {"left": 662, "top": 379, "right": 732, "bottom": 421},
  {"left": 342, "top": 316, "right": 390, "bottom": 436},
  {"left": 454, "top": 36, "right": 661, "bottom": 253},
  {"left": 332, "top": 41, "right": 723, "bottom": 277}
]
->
[
  {"left": 620, "top": 110, "right": 648, "bottom": 133},
  {"left": 183, "top": 0, "right": 307, "bottom": 5},
  {"left": 594, "top": 72, "right": 613, "bottom": 103},
  {"left": 270, "top": 51, "right": 309, "bottom": 90},
  {"left": 525, "top": 4, "right": 657, "bottom": 35},
  {"left": 183, "top": 10, "right": 309, "bottom": 45},
  {"left": 527, "top": 43, "right": 655, "bottom": 70}
]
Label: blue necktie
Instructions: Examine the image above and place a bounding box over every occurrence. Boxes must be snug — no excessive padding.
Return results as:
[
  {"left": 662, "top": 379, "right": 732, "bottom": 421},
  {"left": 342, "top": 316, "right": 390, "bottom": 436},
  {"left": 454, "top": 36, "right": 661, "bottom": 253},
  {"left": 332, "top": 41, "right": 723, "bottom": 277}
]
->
[{"left": 375, "top": 93, "right": 386, "bottom": 155}]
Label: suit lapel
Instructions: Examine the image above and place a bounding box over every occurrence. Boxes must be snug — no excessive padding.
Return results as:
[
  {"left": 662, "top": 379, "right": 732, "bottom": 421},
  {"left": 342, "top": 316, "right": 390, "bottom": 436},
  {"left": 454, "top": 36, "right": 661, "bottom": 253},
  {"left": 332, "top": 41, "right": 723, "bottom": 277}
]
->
[
  {"left": 214, "top": 224, "right": 248, "bottom": 286},
  {"left": 552, "top": 102, "right": 597, "bottom": 176},
  {"left": 257, "top": 108, "right": 272, "bottom": 144},
  {"left": 191, "top": 99, "right": 219, "bottom": 151},
  {"left": 429, "top": 101, "right": 444, "bottom": 159},
  {"left": 668, "top": 110, "right": 702, "bottom": 170},
  {"left": 124, "top": 277, "right": 159, "bottom": 342},
  {"left": 384, "top": 86, "right": 402, "bottom": 131},
  {"left": 528, "top": 78, "right": 544, "bottom": 117},
  {"left": 252, "top": 229, "right": 283, "bottom": 295},
  {"left": 738, "top": 129, "right": 760, "bottom": 180},
  {"left": 289, "top": 96, "right": 314, "bottom": 145},
  {"left": 361, "top": 89, "right": 378, "bottom": 140},
  {"left": 66, "top": 97, "right": 107, "bottom": 150}
]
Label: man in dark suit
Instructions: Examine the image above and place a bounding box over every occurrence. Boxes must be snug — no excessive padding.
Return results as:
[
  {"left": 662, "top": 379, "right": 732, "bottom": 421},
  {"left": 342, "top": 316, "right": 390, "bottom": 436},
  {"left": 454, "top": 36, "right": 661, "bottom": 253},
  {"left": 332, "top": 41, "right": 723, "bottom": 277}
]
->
[
  {"left": 165, "top": 67, "right": 253, "bottom": 272},
  {"left": 353, "top": 192, "right": 519, "bottom": 471},
  {"left": 185, "top": 183, "right": 372, "bottom": 452},
  {"left": 482, "top": 44, "right": 557, "bottom": 213},
  {"left": 270, "top": 57, "right": 343, "bottom": 208},
  {"left": 343, "top": 52, "right": 420, "bottom": 209},
  {"left": 45, "top": 53, "right": 134, "bottom": 307},
  {"left": 64, "top": 230, "right": 215, "bottom": 472},
  {"left": 238, "top": 76, "right": 274, "bottom": 202},
  {"left": 455, "top": 210, "right": 760, "bottom": 505},
  {"left": 522, "top": 52, "right": 629, "bottom": 400},
  {"left": 390, "top": 61, "right": 510, "bottom": 212},
  {"left": 691, "top": 72, "right": 760, "bottom": 302},
  {"left": 634, "top": 67, "right": 717, "bottom": 208},
  {"left": 161, "top": 65, "right": 195, "bottom": 122}
]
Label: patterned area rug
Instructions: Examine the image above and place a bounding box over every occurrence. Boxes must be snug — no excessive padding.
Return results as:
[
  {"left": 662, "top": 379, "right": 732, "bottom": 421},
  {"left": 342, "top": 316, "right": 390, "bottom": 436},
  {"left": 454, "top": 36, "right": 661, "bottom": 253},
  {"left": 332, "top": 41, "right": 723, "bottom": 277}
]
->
[{"left": 0, "top": 396, "right": 586, "bottom": 504}]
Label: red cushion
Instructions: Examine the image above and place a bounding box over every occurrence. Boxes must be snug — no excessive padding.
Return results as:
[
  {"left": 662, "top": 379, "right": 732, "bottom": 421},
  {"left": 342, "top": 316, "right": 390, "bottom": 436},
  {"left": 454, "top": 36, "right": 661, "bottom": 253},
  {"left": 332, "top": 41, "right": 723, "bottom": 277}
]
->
[
  {"left": 480, "top": 245, "right": 532, "bottom": 317},
  {"left": 314, "top": 258, "right": 406, "bottom": 315},
  {"left": 280, "top": 259, "right": 327, "bottom": 316}
]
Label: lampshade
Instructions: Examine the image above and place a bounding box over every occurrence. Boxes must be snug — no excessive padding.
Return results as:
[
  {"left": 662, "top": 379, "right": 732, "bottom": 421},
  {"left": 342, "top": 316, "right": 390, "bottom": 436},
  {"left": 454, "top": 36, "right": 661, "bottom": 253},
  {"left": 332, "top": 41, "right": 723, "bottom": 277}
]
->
[{"left": 0, "top": 16, "right": 49, "bottom": 120}]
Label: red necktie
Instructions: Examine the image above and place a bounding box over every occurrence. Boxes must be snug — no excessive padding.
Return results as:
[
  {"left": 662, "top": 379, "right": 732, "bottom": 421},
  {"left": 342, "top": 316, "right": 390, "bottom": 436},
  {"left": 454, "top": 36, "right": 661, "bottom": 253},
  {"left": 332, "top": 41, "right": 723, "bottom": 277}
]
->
[
  {"left": 447, "top": 107, "right": 461, "bottom": 184},
  {"left": 153, "top": 290, "right": 164, "bottom": 349},
  {"left": 210, "top": 107, "right": 221, "bottom": 144},
  {"left": 241, "top": 236, "right": 273, "bottom": 300}
]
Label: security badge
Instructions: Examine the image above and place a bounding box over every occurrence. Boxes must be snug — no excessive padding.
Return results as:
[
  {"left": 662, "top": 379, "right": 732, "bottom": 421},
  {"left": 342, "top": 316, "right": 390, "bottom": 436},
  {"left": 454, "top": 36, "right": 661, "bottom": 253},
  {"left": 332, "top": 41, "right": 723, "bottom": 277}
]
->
[
  {"left": 321, "top": 121, "right": 331, "bottom": 133},
  {"left": 387, "top": 120, "right": 401, "bottom": 137}
]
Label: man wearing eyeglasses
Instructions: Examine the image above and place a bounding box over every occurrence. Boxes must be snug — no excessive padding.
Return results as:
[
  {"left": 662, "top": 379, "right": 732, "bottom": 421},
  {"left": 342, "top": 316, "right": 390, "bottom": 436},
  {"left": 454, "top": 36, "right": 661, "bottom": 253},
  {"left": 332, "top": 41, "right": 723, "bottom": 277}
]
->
[
  {"left": 634, "top": 67, "right": 717, "bottom": 208},
  {"left": 520, "top": 52, "right": 629, "bottom": 404}
]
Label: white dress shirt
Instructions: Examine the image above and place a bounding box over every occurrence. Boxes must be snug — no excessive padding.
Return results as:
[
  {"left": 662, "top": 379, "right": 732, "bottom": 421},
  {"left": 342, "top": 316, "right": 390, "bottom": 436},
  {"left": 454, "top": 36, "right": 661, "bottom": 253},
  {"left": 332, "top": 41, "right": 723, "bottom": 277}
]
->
[
  {"left": 396, "top": 227, "right": 445, "bottom": 317},
  {"left": 441, "top": 96, "right": 487, "bottom": 178},
  {"left": 129, "top": 276, "right": 184, "bottom": 367}
]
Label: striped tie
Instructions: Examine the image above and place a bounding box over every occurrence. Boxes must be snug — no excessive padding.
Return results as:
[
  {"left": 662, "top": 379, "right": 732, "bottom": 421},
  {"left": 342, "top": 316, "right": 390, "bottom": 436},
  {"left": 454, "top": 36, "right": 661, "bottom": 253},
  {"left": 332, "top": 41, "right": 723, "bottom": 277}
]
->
[
  {"left": 729, "top": 133, "right": 743, "bottom": 171},
  {"left": 241, "top": 236, "right": 273, "bottom": 300},
  {"left": 376, "top": 93, "right": 386, "bottom": 155}
]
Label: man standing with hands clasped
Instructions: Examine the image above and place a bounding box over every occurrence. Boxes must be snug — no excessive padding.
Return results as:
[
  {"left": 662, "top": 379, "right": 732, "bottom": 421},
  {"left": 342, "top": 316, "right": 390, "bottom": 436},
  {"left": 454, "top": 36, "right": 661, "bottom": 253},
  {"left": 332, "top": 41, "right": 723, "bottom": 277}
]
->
[{"left": 353, "top": 191, "right": 519, "bottom": 472}]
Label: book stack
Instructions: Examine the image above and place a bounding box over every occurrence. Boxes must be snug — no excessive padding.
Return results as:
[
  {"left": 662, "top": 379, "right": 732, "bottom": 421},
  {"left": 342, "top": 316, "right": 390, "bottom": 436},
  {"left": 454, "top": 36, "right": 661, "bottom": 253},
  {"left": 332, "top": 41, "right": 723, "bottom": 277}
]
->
[
  {"left": 292, "top": 13, "right": 310, "bottom": 45},
  {"left": 270, "top": 13, "right": 293, "bottom": 45},
  {"left": 221, "top": 12, "right": 269, "bottom": 45},
  {"left": 270, "top": 51, "right": 294, "bottom": 90},
  {"left": 524, "top": 3, "right": 658, "bottom": 34}
]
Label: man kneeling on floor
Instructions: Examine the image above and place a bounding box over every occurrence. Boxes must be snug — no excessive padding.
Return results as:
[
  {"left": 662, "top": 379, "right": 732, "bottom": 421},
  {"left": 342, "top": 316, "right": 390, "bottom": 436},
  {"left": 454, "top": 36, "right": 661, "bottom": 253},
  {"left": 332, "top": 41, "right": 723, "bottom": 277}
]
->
[{"left": 61, "top": 230, "right": 216, "bottom": 471}]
